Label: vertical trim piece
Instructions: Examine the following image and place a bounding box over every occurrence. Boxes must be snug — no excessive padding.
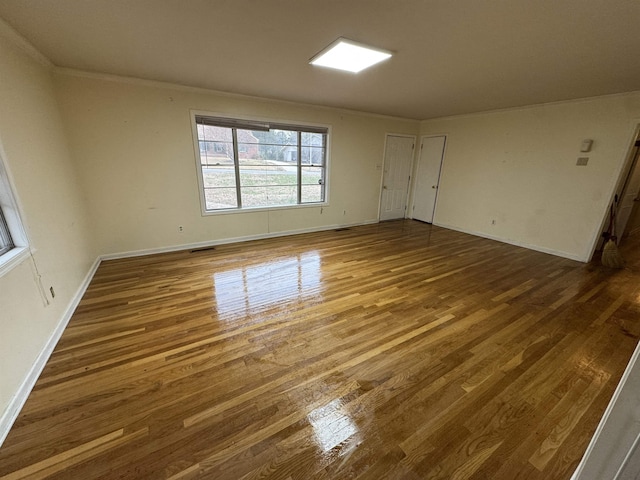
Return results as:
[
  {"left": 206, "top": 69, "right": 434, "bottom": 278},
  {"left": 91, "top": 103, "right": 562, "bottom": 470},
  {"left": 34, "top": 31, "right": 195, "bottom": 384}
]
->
[
  {"left": 231, "top": 129, "right": 242, "bottom": 208},
  {"left": 570, "top": 339, "right": 640, "bottom": 480},
  {"left": 297, "top": 131, "right": 302, "bottom": 204}
]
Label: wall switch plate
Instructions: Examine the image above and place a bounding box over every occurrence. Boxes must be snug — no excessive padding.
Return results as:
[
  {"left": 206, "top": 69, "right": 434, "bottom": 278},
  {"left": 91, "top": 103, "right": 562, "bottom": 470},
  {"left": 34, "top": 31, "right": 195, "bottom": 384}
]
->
[
  {"left": 576, "top": 157, "right": 589, "bottom": 166},
  {"left": 580, "top": 139, "right": 593, "bottom": 152}
]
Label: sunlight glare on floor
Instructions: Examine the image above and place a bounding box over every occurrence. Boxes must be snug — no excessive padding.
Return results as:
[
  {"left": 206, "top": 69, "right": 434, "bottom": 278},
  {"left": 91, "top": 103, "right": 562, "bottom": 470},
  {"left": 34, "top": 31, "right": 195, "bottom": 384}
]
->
[
  {"left": 212, "top": 251, "right": 322, "bottom": 319},
  {"left": 308, "top": 398, "right": 359, "bottom": 452}
]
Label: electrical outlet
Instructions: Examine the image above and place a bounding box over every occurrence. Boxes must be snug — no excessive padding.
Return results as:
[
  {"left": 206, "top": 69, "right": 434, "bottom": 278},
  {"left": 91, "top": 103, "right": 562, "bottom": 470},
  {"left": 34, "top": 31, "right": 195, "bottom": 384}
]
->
[
  {"left": 178, "top": 225, "right": 184, "bottom": 232},
  {"left": 491, "top": 219, "right": 496, "bottom": 225}
]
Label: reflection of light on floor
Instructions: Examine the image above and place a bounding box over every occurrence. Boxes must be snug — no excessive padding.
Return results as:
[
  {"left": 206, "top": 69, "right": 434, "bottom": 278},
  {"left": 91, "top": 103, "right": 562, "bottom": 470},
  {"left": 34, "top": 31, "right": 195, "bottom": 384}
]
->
[
  {"left": 212, "top": 252, "right": 321, "bottom": 319},
  {"left": 308, "top": 399, "right": 358, "bottom": 452}
]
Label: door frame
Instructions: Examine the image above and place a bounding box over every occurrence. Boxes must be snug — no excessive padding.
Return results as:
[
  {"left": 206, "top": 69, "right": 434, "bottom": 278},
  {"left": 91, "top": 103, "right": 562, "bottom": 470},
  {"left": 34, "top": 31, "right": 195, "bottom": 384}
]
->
[
  {"left": 378, "top": 133, "right": 417, "bottom": 221},
  {"left": 409, "top": 134, "right": 448, "bottom": 224},
  {"left": 616, "top": 139, "right": 640, "bottom": 241},
  {"left": 588, "top": 123, "right": 640, "bottom": 260}
]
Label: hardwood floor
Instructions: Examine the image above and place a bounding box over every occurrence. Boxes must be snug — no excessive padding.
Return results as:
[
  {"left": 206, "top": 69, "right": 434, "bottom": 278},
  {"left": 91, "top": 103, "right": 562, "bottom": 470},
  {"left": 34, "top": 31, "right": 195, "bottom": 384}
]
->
[{"left": 1, "top": 220, "right": 639, "bottom": 479}]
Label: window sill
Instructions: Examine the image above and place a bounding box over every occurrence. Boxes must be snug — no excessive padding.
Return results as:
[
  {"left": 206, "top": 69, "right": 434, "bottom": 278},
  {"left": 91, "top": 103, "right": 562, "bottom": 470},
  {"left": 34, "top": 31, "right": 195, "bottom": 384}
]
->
[
  {"left": 0, "top": 246, "right": 30, "bottom": 278},
  {"left": 201, "top": 202, "right": 329, "bottom": 216}
]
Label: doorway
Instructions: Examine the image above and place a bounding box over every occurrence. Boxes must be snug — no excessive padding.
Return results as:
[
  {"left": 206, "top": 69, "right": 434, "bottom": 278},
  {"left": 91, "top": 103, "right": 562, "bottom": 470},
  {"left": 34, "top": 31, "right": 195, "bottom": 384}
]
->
[
  {"left": 379, "top": 135, "right": 415, "bottom": 221},
  {"left": 600, "top": 127, "right": 640, "bottom": 248},
  {"left": 616, "top": 138, "right": 640, "bottom": 243},
  {"left": 411, "top": 135, "right": 446, "bottom": 223}
]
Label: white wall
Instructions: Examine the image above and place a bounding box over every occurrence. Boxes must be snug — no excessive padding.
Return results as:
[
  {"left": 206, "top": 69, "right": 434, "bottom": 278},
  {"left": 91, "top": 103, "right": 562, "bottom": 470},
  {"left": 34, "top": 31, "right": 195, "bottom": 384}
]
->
[
  {"left": 53, "top": 71, "right": 419, "bottom": 257},
  {"left": 0, "top": 25, "right": 96, "bottom": 440},
  {"left": 420, "top": 94, "right": 640, "bottom": 261}
]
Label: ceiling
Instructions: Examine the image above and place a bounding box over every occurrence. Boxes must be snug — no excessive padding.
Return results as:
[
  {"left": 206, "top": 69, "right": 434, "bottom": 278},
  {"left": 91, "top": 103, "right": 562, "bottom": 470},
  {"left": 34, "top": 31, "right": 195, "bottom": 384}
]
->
[{"left": 0, "top": 0, "right": 639, "bottom": 120}]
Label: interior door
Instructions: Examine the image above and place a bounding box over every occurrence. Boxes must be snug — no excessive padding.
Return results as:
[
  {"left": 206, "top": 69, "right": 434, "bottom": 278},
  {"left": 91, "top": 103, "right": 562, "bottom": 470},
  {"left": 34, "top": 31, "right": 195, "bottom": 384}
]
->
[
  {"left": 412, "top": 135, "right": 446, "bottom": 223},
  {"left": 379, "top": 135, "right": 414, "bottom": 221},
  {"left": 617, "top": 142, "right": 640, "bottom": 239}
]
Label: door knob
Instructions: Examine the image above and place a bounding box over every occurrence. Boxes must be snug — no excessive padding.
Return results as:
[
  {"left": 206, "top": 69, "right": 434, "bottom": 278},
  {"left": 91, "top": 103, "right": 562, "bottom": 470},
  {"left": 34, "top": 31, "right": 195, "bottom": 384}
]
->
[
  {"left": 432, "top": 185, "right": 437, "bottom": 189},
  {"left": 383, "top": 186, "right": 388, "bottom": 190}
]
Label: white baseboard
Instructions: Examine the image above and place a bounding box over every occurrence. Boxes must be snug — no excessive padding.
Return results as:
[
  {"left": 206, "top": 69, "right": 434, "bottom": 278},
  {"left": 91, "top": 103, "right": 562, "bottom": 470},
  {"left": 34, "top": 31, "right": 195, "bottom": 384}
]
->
[
  {"left": 433, "top": 221, "right": 587, "bottom": 262},
  {"left": 101, "top": 220, "right": 380, "bottom": 261},
  {"left": 0, "top": 257, "right": 101, "bottom": 446}
]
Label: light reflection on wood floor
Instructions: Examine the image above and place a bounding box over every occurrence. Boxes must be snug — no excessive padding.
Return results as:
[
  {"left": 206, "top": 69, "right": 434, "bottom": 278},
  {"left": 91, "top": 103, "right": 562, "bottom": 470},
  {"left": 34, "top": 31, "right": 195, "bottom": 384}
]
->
[{"left": 1, "top": 220, "right": 639, "bottom": 479}]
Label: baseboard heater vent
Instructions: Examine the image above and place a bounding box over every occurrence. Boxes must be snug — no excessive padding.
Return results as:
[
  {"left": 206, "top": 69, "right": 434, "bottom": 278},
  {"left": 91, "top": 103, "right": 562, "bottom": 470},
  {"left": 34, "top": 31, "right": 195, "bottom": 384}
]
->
[
  {"left": 190, "top": 246, "right": 216, "bottom": 253},
  {"left": 334, "top": 228, "right": 351, "bottom": 232}
]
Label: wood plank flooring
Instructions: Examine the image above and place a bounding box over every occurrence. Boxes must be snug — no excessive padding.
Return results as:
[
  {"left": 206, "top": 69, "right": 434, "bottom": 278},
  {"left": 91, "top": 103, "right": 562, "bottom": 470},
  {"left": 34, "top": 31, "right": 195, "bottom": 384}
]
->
[{"left": 1, "top": 220, "right": 639, "bottom": 479}]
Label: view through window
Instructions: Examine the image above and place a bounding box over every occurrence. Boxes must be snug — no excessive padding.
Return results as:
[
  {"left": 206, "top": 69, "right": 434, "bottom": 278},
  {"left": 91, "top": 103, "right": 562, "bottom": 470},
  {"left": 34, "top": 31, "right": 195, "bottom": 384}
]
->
[
  {"left": 0, "top": 208, "right": 14, "bottom": 256},
  {"left": 194, "top": 115, "right": 328, "bottom": 211}
]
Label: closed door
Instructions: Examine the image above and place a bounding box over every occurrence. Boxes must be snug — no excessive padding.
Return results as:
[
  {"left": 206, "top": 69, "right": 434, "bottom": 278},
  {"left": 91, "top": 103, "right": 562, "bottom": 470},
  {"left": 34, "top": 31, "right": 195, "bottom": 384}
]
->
[
  {"left": 380, "top": 135, "right": 414, "bottom": 221},
  {"left": 412, "top": 135, "right": 446, "bottom": 223}
]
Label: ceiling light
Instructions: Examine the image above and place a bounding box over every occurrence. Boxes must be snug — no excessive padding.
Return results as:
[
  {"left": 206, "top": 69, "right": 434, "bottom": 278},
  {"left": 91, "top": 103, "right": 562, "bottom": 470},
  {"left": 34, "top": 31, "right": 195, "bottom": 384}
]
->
[{"left": 310, "top": 38, "right": 392, "bottom": 73}]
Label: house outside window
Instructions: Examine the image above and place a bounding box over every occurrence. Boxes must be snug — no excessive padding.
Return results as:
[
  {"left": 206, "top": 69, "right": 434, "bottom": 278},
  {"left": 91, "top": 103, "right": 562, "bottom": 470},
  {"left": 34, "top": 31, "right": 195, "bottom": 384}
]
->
[{"left": 193, "top": 114, "right": 328, "bottom": 212}]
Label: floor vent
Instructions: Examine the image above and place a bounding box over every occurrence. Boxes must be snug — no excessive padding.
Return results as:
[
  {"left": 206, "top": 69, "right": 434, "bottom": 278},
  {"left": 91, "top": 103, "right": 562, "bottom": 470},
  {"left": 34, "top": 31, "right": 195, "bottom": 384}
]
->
[{"left": 190, "top": 246, "right": 216, "bottom": 253}]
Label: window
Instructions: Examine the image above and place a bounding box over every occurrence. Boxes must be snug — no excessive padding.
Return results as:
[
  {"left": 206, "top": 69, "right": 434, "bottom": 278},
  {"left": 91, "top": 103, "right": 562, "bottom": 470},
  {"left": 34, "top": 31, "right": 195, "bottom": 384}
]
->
[
  {"left": 0, "top": 152, "right": 29, "bottom": 276},
  {"left": 0, "top": 208, "right": 14, "bottom": 256},
  {"left": 193, "top": 115, "right": 328, "bottom": 212}
]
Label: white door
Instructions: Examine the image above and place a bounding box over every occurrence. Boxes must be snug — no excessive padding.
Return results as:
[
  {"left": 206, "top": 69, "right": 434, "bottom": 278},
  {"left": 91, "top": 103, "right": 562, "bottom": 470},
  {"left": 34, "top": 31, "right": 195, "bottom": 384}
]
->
[
  {"left": 412, "top": 135, "right": 446, "bottom": 223},
  {"left": 380, "top": 135, "right": 414, "bottom": 221},
  {"left": 617, "top": 143, "right": 640, "bottom": 239}
]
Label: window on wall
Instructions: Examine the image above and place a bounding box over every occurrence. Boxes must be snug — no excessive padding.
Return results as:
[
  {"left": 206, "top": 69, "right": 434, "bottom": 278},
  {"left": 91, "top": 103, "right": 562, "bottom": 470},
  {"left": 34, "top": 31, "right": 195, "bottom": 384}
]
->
[
  {"left": 0, "top": 209, "right": 14, "bottom": 256},
  {"left": 0, "top": 154, "right": 29, "bottom": 275},
  {"left": 193, "top": 115, "right": 328, "bottom": 212}
]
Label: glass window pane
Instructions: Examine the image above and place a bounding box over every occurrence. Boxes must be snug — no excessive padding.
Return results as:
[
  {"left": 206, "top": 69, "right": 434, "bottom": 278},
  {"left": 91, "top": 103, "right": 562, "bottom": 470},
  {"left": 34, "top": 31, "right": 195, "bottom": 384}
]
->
[
  {"left": 201, "top": 125, "right": 232, "bottom": 142},
  {"left": 301, "top": 167, "right": 324, "bottom": 185},
  {"left": 240, "top": 166, "right": 299, "bottom": 187},
  {"left": 0, "top": 208, "right": 13, "bottom": 255},
  {"left": 204, "top": 187, "right": 237, "bottom": 210},
  {"left": 202, "top": 166, "right": 237, "bottom": 188},
  {"left": 198, "top": 124, "right": 235, "bottom": 168},
  {"left": 241, "top": 186, "right": 269, "bottom": 207},
  {"left": 237, "top": 129, "right": 262, "bottom": 166},
  {"left": 301, "top": 132, "right": 324, "bottom": 147},
  {"left": 239, "top": 166, "right": 268, "bottom": 187},
  {"left": 200, "top": 141, "right": 234, "bottom": 166},
  {"left": 270, "top": 166, "right": 297, "bottom": 186},
  {"left": 266, "top": 185, "right": 297, "bottom": 206},
  {"left": 301, "top": 185, "right": 323, "bottom": 203},
  {"left": 250, "top": 129, "right": 297, "bottom": 164},
  {"left": 301, "top": 146, "right": 325, "bottom": 165}
]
